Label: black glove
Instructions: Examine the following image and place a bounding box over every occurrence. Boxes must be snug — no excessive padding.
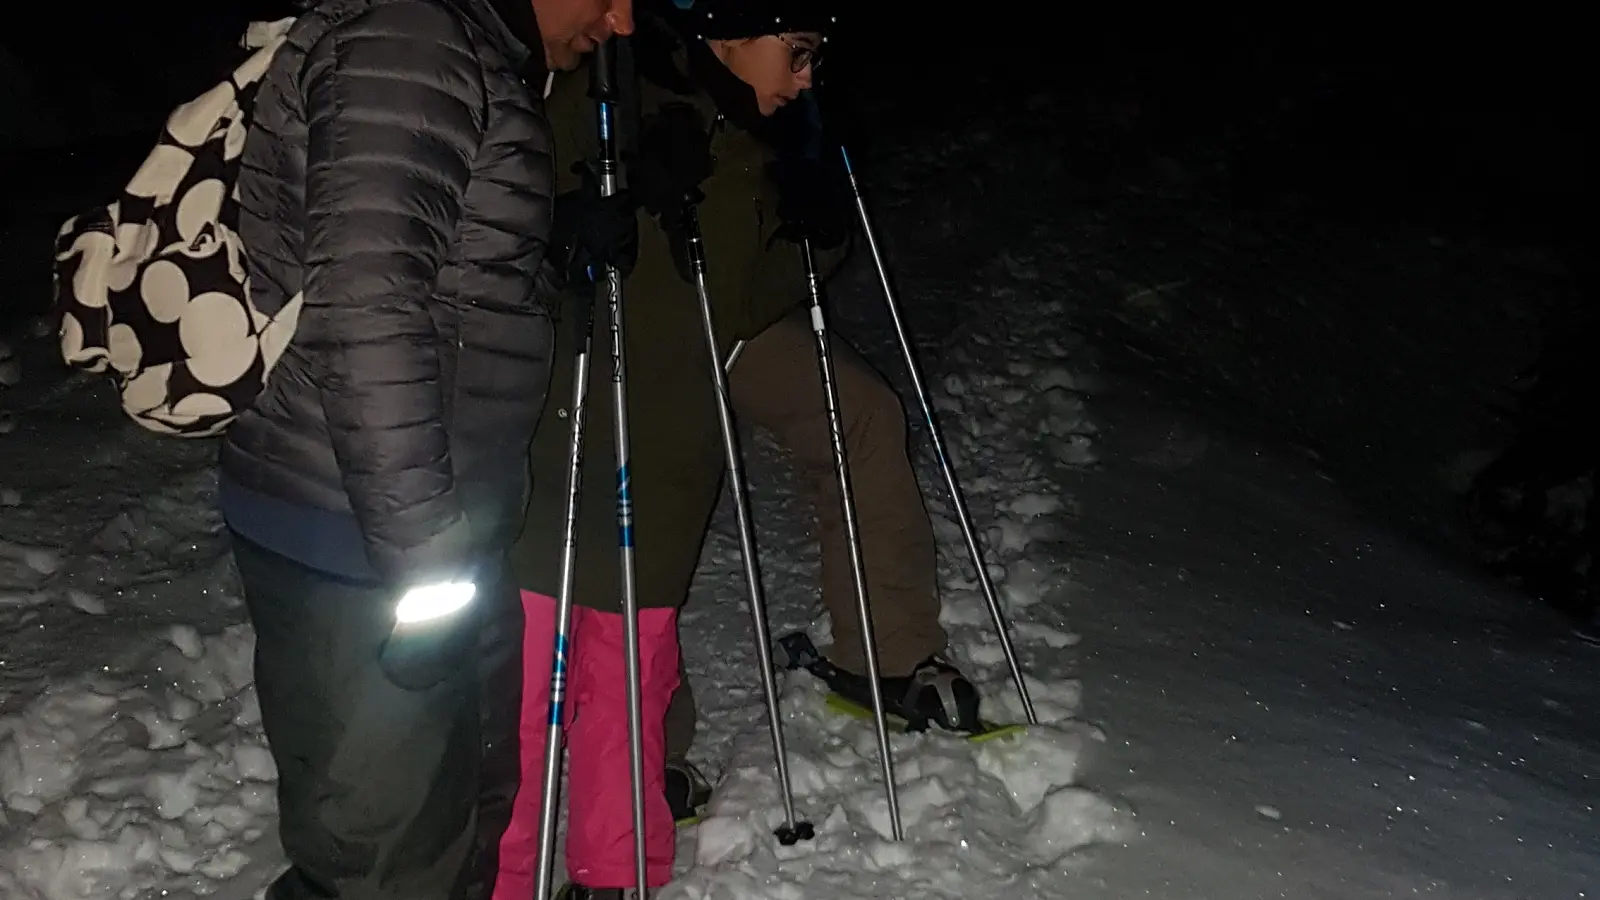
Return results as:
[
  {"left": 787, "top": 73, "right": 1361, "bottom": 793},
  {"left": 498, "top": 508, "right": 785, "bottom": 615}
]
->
[
  {"left": 378, "top": 605, "right": 478, "bottom": 691},
  {"left": 626, "top": 102, "right": 714, "bottom": 224},
  {"left": 549, "top": 162, "right": 639, "bottom": 292},
  {"left": 377, "top": 533, "right": 481, "bottom": 692},
  {"left": 769, "top": 154, "right": 852, "bottom": 249}
]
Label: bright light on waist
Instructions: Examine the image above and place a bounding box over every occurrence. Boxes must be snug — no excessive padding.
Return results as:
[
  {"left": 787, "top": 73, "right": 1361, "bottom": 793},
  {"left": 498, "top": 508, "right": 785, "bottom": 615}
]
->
[{"left": 394, "top": 581, "right": 476, "bottom": 625}]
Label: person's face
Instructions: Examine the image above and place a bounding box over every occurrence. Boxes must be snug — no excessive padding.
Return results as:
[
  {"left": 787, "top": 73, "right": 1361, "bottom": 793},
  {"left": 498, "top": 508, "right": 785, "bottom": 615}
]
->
[
  {"left": 530, "top": 0, "right": 635, "bottom": 71},
  {"left": 708, "top": 32, "right": 822, "bottom": 116}
]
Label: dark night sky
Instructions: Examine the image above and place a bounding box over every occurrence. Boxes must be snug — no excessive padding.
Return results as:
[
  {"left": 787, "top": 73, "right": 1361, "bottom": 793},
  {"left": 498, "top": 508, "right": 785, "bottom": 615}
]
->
[
  {"left": 2, "top": 7, "right": 1587, "bottom": 248},
  {"left": 0, "top": 5, "right": 1589, "bottom": 593}
]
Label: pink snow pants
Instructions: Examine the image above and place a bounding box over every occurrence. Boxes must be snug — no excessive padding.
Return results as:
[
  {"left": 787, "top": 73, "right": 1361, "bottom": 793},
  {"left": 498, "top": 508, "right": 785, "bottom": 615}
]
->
[{"left": 494, "top": 591, "right": 680, "bottom": 897}]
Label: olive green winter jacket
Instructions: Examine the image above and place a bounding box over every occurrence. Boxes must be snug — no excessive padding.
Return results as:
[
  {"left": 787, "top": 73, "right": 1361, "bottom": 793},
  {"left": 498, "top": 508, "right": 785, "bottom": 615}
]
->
[{"left": 509, "top": 34, "right": 839, "bottom": 611}]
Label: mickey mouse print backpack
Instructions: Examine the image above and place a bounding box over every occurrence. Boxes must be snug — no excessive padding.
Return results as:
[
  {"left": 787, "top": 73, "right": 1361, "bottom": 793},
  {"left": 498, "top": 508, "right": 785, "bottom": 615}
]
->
[{"left": 52, "top": 18, "right": 303, "bottom": 437}]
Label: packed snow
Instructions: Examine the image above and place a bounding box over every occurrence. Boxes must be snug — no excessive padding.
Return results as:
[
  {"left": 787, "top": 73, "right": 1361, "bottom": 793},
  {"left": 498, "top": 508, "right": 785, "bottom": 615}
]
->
[
  {"left": 661, "top": 308, "right": 1118, "bottom": 898},
  {"left": 2, "top": 69, "right": 1597, "bottom": 900}
]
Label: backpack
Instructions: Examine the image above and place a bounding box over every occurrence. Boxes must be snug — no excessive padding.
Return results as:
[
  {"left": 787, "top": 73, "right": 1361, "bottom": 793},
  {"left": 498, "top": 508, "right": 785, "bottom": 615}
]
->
[{"left": 52, "top": 18, "right": 303, "bottom": 438}]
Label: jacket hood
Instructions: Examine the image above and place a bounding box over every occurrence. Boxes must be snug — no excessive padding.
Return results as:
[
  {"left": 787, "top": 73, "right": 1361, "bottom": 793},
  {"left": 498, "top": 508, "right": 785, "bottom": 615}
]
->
[{"left": 630, "top": 9, "right": 768, "bottom": 137}]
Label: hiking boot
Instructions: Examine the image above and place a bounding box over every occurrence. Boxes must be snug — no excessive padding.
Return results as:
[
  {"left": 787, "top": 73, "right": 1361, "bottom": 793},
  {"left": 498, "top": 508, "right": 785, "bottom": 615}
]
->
[
  {"left": 665, "top": 760, "right": 711, "bottom": 824},
  {"left": 830, "top": 654, "right": 984, "bottom": 734}
]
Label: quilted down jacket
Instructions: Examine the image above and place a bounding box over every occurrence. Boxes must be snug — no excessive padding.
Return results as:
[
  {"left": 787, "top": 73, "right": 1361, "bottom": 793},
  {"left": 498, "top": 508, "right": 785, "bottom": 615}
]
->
[{"left": 220, "top": 0, "right": 555, "bottom": 585}]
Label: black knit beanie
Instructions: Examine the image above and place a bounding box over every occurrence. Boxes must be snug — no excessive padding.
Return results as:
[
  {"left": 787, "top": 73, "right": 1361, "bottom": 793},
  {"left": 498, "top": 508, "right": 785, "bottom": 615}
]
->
[{"left": 660, "top": 0, "right": 837, "bottom": 40}]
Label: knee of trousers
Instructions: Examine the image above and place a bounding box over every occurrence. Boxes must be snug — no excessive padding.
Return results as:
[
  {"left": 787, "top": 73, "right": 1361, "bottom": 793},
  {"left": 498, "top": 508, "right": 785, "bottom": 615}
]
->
[{"left": 841, "top": 371, "right": 909, "bottom": 448}]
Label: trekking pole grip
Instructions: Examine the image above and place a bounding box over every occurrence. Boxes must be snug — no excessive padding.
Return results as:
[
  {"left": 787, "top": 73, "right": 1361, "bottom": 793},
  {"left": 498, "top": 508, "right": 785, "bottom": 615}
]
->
[{"left": 589, "top": 38, "right": 620, "bottom": 104}]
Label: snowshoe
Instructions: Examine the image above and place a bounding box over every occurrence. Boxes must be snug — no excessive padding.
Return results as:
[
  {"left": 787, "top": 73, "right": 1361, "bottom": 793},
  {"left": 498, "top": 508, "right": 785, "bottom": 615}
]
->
[
  {"left": 665, "top": 760, "right": 712, "bottom": 826},
  {"left": 778, "top": 632, "right": 1024, "bottom": 743}
]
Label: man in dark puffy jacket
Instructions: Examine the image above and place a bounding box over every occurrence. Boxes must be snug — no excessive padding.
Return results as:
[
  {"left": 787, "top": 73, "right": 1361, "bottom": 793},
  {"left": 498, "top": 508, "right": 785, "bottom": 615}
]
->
[{"left": 217, "top": 0, "right": 631, "bottom": 897}]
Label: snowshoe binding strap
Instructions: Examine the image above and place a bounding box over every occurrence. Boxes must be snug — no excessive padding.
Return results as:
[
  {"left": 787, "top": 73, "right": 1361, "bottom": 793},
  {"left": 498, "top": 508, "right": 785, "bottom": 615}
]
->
[
  {"left": 781, "top": 633, "right": 987, "bottom": 735},
  {"left": 903, "top": 655, "right": 985, "bottom": 734}
]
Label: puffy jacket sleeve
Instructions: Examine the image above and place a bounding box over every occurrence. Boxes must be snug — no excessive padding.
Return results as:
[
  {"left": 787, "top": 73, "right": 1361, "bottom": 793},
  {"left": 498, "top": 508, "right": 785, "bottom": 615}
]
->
[{"left": 298, "top": 1, "right": 487, "bottom": 584}]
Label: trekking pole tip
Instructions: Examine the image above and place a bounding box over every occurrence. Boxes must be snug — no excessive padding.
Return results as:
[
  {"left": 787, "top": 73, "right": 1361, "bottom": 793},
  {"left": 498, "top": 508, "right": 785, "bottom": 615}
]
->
[{"left": 774, "top": 820, "right": 816, "bottom": 846}]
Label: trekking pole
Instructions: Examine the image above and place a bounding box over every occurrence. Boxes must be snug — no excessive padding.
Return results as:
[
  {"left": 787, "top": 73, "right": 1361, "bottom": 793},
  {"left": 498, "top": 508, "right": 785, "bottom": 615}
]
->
[
  {"left": 531, "top": 47, "right": 626, "bottom": 900},
  {"left": 681, "top": 201, "right": 812, "bottom": 845},
  {"left": 531, "top": 290, "right": 594, "bottom": 900},
  {"left": 836, "top": 144, "right": 1038, "bottom": 726},
  {"left": 595, "top": 37, "right": 651, "bottom": 896},
  {"left": 798, "top": 236, "right": 903, "bottom": 839}
]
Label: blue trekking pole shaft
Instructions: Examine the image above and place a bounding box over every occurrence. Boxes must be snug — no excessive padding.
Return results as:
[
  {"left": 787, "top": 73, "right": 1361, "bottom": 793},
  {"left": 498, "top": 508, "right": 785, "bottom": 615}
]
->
[
  {"left": 532, "top": 78, "right": 610, "bottom": 900},
  {"left": 593, "top": 37, "right": 652, "bottom": 896},
  {"left": 532, "top": 294, "right": 592, "bottom": 900},
  {"left": 530, "top": 40, "right": 649, "bottom": 900},
  {"left": 828, "top": 111, "right": 1037, "bottom": 725}
]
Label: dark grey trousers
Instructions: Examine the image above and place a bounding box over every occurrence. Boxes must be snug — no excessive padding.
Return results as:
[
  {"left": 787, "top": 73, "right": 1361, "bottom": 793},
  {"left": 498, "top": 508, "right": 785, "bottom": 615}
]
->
[{"left": 234, "top": 536, "right": 523, "bottom": 900}]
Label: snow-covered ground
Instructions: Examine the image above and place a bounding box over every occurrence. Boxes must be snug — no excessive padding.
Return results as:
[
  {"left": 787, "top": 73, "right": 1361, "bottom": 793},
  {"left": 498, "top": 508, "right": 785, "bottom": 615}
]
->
[{"left": 2, "top": 77, "right": 1596, "bottom": 900}]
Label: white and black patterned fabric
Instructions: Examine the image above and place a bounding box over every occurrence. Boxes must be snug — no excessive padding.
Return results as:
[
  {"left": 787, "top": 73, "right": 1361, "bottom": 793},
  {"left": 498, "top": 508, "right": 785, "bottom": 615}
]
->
[{"left": 52, "top": 19, "right": 302, "bottom": 438}]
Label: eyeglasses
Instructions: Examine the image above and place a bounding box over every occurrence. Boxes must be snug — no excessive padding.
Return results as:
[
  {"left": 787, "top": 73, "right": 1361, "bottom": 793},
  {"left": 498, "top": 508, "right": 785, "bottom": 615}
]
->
[{"left": 780, "top": 36, "right": 824, "bottom": 74}]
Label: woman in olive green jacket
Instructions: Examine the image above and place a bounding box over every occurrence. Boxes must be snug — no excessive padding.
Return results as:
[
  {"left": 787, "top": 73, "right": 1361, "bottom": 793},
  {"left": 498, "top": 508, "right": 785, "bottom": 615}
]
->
[
  {"left": 495, "top": 11, "right": 823, "bottom": 898},
  {"left": 496, "top": 6, "right": 962, "bottom": 898}
]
